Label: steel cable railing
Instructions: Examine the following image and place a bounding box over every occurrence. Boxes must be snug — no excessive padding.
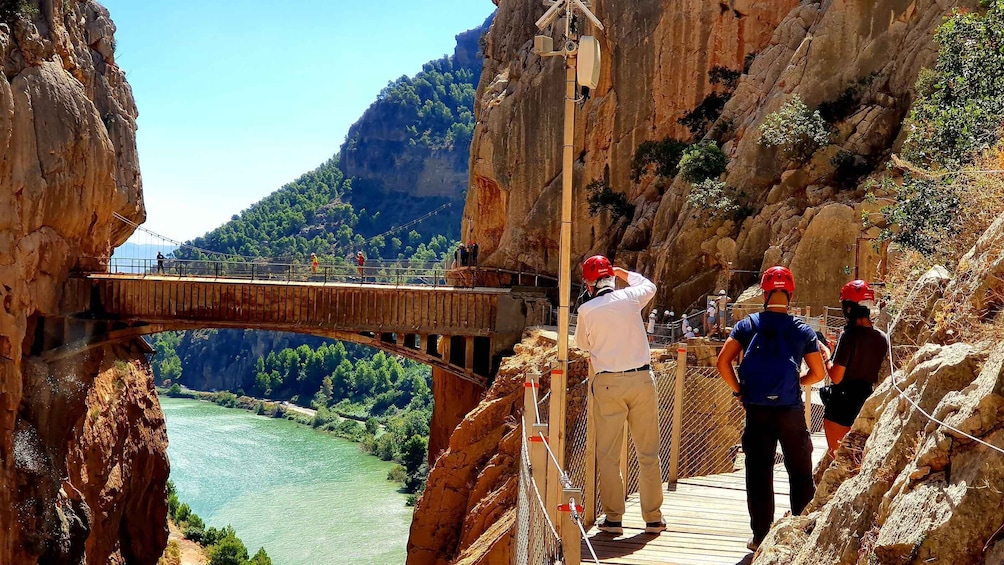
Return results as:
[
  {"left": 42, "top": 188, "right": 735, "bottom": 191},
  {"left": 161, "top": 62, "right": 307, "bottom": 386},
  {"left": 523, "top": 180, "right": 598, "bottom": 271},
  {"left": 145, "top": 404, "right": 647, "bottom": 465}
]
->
[
  {"left": 514, "top": 429, "right": 562, "bottom": 565},
  {"left": 538, "top": 428, "right": 600, "bottom": 565}
]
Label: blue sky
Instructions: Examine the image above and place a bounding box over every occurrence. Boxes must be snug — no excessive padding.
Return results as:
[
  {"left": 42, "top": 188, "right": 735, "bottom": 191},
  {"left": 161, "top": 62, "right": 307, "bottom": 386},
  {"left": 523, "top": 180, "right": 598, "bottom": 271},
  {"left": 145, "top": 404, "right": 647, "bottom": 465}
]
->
[{"left": 103, "top": 0, "right": 495, "bottom": 243}]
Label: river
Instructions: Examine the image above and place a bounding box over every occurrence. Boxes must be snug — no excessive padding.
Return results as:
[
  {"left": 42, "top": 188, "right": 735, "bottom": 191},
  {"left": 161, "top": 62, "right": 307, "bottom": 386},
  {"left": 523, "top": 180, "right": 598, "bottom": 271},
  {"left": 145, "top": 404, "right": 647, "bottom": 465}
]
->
[{"left": 160, "top": 397, "right": 412, "bottom": 564}]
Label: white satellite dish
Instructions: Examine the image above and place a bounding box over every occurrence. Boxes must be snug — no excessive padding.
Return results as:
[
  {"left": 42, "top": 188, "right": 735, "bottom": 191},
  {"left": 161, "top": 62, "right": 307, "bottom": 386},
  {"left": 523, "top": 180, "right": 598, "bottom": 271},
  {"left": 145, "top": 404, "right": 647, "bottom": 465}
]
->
[{"left": 577, "top": 35, "right": 601, "bottom": 89}]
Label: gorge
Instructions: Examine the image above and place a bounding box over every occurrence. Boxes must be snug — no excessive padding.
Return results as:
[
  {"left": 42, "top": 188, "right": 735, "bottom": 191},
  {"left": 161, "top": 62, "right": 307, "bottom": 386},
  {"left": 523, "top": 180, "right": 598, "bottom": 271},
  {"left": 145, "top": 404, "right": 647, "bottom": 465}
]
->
[{"left": 4, "top": 0, "right": 1004, "bottom": 564}]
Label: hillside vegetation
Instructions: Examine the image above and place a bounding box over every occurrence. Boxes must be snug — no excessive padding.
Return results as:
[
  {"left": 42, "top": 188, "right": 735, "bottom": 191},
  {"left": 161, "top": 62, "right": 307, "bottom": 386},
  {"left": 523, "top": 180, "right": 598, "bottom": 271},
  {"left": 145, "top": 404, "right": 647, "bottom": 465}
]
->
[{"left": 151, "top": 19, "right": 492, "bottom": 498}]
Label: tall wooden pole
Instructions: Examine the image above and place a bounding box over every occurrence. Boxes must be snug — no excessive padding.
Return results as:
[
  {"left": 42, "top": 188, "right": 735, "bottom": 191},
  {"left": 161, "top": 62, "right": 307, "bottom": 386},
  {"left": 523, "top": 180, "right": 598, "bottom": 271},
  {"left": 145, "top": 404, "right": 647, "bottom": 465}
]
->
[{"left": 546, "top": 49, "right": 577, "bottom": 533}]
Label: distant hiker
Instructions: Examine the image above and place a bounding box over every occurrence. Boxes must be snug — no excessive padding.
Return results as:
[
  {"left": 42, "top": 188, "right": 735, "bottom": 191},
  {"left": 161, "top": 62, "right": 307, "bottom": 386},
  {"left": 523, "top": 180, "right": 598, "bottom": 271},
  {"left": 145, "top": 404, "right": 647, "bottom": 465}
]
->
[
  {"left": 453, "top": 245, "right": 462, "bottom": 269},
  {"left": 459, "top": 244, "right": 469, "bottom": 267},
  {"left": 311, "top": 253, "right": 318, "bottom": 273},
  {"left": 681, "top": 315, "right": 692, "bottom": 337},
  {"left": 716, "top": 289, "right": 730, "bottom": 337},
  {"left": 575, "top": 255, "right": 666, "bottom": 536},
  {"left": 156, "top": 251, "right": 165, "bottom": 274},
  {"left": 821, "top": 280, "right": 889, "bottom": 457},
  {"left": 356, "top": 251, "right": 366, "bottom": 281},
  {"left": 715, "top": 266, "right": 826, "bottom": 551},
  {"left": 647, "top": 310, "right": 658, "bottom": 342},
  {"left": 704, "top": 299, "right": 717, "bottom": 336},
  {"left": 663, "top": 309, "right": 673, "bottom": 323},
  {"left": 470, "top": 241, "right": 479, "bottom": 266}
]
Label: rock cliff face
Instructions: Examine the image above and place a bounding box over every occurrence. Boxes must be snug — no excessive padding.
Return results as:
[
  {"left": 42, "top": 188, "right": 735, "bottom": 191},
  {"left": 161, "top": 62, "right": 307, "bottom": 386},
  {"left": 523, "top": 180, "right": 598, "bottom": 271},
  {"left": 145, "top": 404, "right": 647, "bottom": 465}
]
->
[
  {"left": 0, "top": 1, "right": 165, "bottom": 563},
  {"left": 752, "top": 199, "right": 1004, "bottom": 564},
  {"left": 408, "top": 332, "right": 589, "bottom": 565},
  {"left": 464, "top": 0, "right": 974, "bottom": 312}
]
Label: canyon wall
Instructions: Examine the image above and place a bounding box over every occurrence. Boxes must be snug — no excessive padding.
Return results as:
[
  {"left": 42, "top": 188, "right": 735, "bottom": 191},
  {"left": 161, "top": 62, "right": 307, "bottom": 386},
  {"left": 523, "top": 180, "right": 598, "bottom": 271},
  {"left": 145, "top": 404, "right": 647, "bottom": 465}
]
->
[
  {"left": 464, "top": 0, "right": 974, "bottom": 312},
  {"left": 410, "top": 1, "right": 992, "bottom": 562},
  {"left": 0, "top": 1, "right": 167, "bottom": 563}
]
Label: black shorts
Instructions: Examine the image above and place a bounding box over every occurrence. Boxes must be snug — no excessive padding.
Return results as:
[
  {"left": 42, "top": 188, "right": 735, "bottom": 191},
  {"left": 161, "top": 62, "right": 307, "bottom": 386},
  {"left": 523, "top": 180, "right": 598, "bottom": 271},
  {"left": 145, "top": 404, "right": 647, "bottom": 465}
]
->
[{"left": 822, "top": 384, "right": 873, "bottom": 427}]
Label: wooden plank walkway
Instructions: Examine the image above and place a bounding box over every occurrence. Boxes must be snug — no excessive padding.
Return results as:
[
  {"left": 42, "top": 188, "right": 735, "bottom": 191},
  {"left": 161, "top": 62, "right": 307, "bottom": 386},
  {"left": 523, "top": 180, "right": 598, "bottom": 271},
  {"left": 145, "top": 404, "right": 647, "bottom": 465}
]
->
[{"left": 582, "top": 433, "right": 828, "bottom": 565}]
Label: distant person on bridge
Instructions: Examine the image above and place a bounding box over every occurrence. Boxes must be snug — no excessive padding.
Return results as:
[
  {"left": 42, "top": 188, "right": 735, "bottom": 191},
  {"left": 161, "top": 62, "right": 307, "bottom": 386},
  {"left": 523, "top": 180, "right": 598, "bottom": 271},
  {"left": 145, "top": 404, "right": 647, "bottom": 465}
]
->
[
  {"left": 156, "top": 251, "right": 165, "bottom": 274},
  {"left": 356, "top": 251, "right": 366, "bottom": 282},
  {"left": 715, "top": 266, "right": 826, "bottom": 551},
  {"left": 821, "top": 280, "right": 889, "bottom": 457},
  {"left": 311, "top": 253, "right": 318, "bottom": 273},
  {"left": 575, "top": 255, "right": 666, "bottom": 536},
  {"left": 470, "top": 241, "right": 479, "bottom": 266}
]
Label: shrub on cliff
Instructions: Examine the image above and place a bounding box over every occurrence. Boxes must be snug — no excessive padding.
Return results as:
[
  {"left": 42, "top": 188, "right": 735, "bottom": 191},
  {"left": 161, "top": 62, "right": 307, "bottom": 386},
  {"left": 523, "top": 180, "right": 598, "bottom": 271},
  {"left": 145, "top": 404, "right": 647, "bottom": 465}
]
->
[
  {"left": 759, "top": 95, "right": 831, "bottom": 162},
  {"left": 679, "top": 66, "right": 741, "bottom": 138},
  {"left": 630, "top": 137, "right": 687, "bottom": 181},
  {"left": 586, "top": 179, "right": 635, "bottom": 221},
  {"left": 878, "top": 2, "right": 1004, "bottom": 259},
  {"left": 678, "top": 142, "right": 727, "bottom": 183},
  {"left": 685, "top": 179, "right": 750, "bottom": 222},
  {"left": 903, "top": 2, "right": 1004, "bottom": 169},
  {"left": 0, "top": 0, "right": 37, "bottom": 23}
]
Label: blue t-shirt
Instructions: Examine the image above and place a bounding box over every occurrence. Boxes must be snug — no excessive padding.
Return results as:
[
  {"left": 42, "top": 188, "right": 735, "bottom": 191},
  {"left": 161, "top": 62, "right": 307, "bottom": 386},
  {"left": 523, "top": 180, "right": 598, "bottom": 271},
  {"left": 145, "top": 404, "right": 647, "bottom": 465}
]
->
[
  {"left": 730, "top": 311, "right": 818, "bottom": 356},
  {"left": 730, "top": 311, "right": 819, "bottom": 406}
]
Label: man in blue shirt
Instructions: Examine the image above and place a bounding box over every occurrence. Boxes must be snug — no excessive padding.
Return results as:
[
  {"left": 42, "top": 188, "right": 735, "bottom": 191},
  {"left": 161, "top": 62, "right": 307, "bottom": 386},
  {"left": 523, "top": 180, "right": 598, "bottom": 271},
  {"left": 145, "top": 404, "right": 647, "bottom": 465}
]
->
[{"left": 716, "top": 266, "right": 826, "bottom": 551}]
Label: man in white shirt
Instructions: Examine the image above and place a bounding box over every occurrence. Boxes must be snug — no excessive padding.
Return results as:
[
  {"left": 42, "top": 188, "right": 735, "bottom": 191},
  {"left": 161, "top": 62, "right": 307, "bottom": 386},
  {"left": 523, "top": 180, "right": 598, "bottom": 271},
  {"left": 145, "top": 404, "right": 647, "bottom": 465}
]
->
[{"left": 575, "top": 255, "right": 666, "bottom": 535}]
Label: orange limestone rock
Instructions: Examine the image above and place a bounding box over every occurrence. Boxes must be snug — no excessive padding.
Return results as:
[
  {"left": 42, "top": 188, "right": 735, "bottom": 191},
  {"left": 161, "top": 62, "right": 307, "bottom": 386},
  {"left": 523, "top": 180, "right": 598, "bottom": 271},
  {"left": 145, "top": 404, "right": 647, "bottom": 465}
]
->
[{"left": 0, "top": 1, "right": 163, "bottom": 563}]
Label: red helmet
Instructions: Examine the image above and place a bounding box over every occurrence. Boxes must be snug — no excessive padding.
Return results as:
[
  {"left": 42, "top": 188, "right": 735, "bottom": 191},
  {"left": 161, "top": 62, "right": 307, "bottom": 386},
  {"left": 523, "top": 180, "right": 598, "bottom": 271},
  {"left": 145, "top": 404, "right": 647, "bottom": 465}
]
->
[
  {"left": 840, "top": 280, "right": 875, "bottom": 303},
  {"left": 582, "top": 255, "right": 614, "bottom": 282},
  {"left": 761, "top": 266, "right": 795, "bottom": 295}
]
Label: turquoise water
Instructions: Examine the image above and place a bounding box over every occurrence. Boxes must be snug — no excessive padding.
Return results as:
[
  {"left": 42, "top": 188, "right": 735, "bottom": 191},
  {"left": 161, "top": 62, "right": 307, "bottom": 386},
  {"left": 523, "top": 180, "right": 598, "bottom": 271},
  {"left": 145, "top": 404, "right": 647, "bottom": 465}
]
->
[{"left": 160, "top": 397, "right": 412, "bottom": 564}]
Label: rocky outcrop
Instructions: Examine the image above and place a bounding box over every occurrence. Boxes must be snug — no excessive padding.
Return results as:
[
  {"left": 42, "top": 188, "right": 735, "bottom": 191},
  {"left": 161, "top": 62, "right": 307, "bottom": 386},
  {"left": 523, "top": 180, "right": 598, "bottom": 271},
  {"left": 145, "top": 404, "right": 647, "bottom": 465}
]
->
[
  {"left": 407, "top": 332, "right": 589, "bottom": 565},
  {"left": 754, "top": 342, "right": 1004, "bottom": 564},
  {"left": 465, "top": 0, "right": 975, "bottom": 313},
  {"left": 0, "top": 1, "right": 161, "bottom": 563},
  {"left": 466, "top": 0, "right": 797, "bottom": 270},
  {"left": 66, "top": 344, "right": 170, "bottom": 565}
]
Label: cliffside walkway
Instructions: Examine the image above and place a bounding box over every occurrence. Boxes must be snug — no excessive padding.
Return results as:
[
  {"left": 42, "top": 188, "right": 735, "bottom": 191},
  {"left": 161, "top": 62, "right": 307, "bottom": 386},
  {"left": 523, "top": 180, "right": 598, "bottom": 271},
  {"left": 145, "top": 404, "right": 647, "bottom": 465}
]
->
[
  {"left": 582, "top": 433, "right": 828, "bottom": 565},
  {"left": 44, "top": 258, "right": 555, "bottom": 387},
  {"left": 516, "top": 342, "right": 831, "bottom": 565}
]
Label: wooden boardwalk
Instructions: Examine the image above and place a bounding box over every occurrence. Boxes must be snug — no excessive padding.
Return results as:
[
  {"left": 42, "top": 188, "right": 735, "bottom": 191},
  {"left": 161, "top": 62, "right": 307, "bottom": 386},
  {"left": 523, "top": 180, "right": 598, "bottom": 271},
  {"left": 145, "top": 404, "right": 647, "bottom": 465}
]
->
[{"left": 583, "top": 433, "right": 828, "bottom": 565}]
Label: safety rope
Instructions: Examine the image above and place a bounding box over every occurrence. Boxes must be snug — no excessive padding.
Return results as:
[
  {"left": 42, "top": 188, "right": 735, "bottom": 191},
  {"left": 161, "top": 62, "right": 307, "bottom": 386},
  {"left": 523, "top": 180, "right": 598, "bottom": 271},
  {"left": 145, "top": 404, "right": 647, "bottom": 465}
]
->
[
  {"left": 567, "top": 496, "right": 600, "bottom": 565},
  {"left": 886, "top": 337, "right": 1004, "bottom": 456}
]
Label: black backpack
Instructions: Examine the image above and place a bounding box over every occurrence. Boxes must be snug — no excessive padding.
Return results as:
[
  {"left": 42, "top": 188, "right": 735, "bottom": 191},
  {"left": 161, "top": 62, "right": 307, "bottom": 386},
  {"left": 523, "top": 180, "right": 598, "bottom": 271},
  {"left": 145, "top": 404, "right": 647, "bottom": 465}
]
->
[{"left": 737, "top": 312, "right": 804, "bottom": 406}]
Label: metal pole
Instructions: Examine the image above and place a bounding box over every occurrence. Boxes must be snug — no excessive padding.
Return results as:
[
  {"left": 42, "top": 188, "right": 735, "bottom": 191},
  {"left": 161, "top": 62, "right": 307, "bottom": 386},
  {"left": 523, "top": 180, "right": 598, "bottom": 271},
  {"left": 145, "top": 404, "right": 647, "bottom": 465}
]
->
[
  {"left": 546, "top": 45, "right": 576, "bottom": 533},
  {"left": 669, "top": 345, "right": 687, "bottom": 483}
]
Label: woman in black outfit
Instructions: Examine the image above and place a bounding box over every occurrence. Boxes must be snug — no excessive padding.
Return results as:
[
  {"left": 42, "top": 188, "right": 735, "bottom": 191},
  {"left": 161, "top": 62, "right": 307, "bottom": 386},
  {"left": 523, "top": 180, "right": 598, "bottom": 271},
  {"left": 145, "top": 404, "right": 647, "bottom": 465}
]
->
[{"left": 822, "top": 280, "right": 890, "bottom": 456}]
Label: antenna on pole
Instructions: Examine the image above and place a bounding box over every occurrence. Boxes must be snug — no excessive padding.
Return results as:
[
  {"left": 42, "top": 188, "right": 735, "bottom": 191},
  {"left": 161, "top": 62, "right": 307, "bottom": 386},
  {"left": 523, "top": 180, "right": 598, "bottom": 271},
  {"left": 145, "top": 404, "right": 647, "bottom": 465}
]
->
[{"left": 530, "top": 0, "right": 605, "bottom": 536}]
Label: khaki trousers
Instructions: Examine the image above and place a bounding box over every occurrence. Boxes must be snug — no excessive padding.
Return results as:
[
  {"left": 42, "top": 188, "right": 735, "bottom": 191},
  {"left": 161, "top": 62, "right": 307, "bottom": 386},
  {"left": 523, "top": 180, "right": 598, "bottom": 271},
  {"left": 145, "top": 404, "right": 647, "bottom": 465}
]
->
[{"left": 592, "top": 369, "right": 664, "bottom": 523}]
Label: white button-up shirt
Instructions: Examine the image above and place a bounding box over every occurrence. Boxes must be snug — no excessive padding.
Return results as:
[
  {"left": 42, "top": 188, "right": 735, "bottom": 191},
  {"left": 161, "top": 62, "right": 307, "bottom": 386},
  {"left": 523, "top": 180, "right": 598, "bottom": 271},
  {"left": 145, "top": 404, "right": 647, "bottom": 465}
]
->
[{"left": 575, "top": 271, "right": 656, "bottom": 373}]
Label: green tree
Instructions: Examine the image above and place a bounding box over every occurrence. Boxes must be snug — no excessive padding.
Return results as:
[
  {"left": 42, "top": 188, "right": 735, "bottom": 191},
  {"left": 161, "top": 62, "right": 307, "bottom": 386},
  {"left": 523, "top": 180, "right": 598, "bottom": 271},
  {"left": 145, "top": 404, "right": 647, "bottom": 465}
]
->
[
  {"left": 903, "top": 2, "right": 1004, "bottom": 168},
  {"left": 248, "top": 548, "right": 272, "bottom": 565},
  {"left": 208, "top": 533, "right": 249, "bottom": 565}
]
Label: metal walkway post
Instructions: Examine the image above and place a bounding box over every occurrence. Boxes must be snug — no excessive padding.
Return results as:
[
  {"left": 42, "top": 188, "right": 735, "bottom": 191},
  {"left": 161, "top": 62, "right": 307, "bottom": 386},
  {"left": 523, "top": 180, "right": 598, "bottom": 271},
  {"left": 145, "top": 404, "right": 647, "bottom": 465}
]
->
[{"left": 669, "top": 344, "right": 687, "bottom": 483}]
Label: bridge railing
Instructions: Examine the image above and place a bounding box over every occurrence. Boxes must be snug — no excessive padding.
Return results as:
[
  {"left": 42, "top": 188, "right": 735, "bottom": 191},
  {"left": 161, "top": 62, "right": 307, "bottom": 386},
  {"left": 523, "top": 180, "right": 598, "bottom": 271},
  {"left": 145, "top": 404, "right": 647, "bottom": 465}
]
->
[{"left": 93, "top": 257, "right": 572, "bottom": 291}]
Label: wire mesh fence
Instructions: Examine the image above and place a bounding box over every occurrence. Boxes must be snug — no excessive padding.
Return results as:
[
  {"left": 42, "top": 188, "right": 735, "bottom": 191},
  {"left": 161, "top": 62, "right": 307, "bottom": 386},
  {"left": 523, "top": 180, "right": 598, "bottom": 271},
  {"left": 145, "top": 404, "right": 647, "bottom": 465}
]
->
[
  {"left": 514, "top": 417, "right": 563, "bottom": 565},
  {"left": 675, "top": 366, "right": 746, "bottom": 477}
]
